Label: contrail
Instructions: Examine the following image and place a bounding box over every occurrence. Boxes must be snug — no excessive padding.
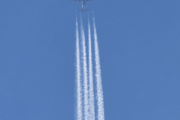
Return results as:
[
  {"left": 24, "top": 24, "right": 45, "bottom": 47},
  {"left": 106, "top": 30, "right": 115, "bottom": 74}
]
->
[
  {"left": 76, "top": 17, "right": 83, "bottom": 120},
  {"left": 75, "top": 14, "right": 105, "bottom": 120},
  {"left": 88, "top": 18, "right": 95, "bottom": 120},
  {"left": 80, "top": 17, "right": 89, "bottom": 120},
  {"left": 93, "top": 16, "right": 105, "bottom": 120}
]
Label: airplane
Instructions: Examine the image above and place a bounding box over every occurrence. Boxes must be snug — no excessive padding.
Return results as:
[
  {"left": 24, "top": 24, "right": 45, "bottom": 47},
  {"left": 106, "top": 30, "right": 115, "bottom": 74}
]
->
[{"left": 74, "top": 0, "right": 91, "bottom": 10}]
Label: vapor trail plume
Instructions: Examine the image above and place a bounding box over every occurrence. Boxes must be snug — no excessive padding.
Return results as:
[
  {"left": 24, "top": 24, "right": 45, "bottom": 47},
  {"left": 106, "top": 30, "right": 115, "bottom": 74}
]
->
[
  {"left": 93, "top": 16, "right": 105, "bottom": 120},
  {"left": 80, "top": 18, "right": 89, "bottom": 120},
  {"left": 76, "top": 18, "right": 82, "bottom": 120},
  {"left": 88, "top": 18, "right": 95, "bottom": 120}
]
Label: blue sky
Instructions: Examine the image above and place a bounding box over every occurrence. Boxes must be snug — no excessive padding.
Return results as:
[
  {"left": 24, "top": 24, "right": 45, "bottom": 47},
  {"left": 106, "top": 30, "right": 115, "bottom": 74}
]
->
[{"left": 0, "top": 0, "right": 180, "bottom": 120}]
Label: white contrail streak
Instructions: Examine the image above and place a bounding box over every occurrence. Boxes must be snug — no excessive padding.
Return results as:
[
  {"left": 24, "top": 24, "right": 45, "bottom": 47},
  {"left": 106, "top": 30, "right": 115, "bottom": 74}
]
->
[
  {"left": 88, "top": 18, "right": 95, "bottom": 120},
  {"left": 76, "top": 18, "right": 82, "bottom": 120},
  {"left": 93, "top": 16, "right": 105, "bottom": 120},
  {"left": 80, "top": 18, "right": 89, "bottom": 120}
]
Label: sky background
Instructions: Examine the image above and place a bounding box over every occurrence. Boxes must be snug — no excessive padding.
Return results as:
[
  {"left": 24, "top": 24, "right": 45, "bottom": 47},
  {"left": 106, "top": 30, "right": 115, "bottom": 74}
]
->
[{"left": 0, "top": 0, "right": 180, "bottom": 120}]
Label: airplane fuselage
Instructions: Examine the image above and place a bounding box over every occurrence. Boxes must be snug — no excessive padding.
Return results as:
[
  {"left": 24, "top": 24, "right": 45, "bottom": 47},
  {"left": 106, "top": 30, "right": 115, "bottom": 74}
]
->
[
  {"left": 75, "top": 0, "right": 89, "bottom": 10},
  {"left": 82, "top": 0, "right": 86, "bottom": 9}
]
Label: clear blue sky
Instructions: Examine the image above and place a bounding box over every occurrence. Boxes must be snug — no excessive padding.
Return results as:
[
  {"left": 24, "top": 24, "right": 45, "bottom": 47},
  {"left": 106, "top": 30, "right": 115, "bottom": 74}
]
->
[{"left": 0, "top": 0, "right": 180, "bottom": 120}]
